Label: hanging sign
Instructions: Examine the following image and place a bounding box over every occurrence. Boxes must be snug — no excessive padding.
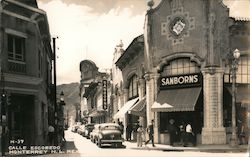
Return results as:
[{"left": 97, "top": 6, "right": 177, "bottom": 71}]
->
[{"left": 102, "top": 80, "right": 108, "bottom": 110}]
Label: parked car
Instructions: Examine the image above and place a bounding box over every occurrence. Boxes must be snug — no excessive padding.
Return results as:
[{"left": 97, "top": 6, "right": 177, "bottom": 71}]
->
[
  {"left": 71, "top": 122, "right": 81, "bottom": 133},
  {"left": 90, "top": 123, "right": 123, "bottom": 148},
  {"left": 84, "top": 123, "right": 95, "bottom": 139},
  {"left": 77, "top": 124, "right": 85, "bottom": 135}
]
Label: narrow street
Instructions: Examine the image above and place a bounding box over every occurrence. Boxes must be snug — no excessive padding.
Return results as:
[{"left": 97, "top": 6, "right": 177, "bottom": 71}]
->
[{"left": 27, "top": 129, "right": 248, "bottom": 157}]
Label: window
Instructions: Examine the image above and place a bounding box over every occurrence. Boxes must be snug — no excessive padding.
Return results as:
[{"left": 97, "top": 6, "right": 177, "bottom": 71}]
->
[
  {"left": 162, "top": 58, "right": 199, "bottom": 76},
  {"left": 128, "top": 75, "right": 138, "bottom": 99},
  {"left": 8, "top": 34, "right": 25, "bottom": 62},
  {"left": 224, "top": 55, "right": 250, "bottom": 84}
]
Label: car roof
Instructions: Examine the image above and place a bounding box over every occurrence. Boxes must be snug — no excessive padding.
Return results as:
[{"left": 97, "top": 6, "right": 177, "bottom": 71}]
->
[{"left": 99, "top": 123, "right": 120, "bottom": 127}]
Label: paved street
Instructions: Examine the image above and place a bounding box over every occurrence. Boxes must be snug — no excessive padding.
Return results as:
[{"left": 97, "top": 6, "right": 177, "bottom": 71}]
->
[{"left": 20, "top": 129, "right": 248, "bottom": 157}]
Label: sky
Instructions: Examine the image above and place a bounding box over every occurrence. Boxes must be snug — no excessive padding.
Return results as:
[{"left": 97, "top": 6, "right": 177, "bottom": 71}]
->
[{"left": 37, "top": 0, "right": 250, "bottom": 85}]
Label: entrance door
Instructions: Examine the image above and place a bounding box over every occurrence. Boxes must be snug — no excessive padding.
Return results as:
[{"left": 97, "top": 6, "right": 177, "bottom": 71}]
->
[{"left": 8, "top": 94, "right": 35, "bottom": 147}]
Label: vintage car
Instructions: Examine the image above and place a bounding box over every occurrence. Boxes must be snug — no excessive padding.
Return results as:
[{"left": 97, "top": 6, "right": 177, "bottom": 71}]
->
[
  {"left": 84, "top": 123, "right": 95, "bottom": 139},
  {"left": 90, "top": 123, "right": 123, "bottom": 148},
  {"left": 77, "top": 124, "right": 85, "bottom": 135}
]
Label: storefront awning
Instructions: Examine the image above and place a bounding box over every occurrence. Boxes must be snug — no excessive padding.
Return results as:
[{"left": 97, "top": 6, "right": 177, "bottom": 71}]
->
[
  {"left": 226, "top": 85, "right": 250, "bottom": 106},
  {"left": 113, "top": 97, "right": 139, "bottom": 119},
  {"left": 128, "top": 97, "right": 146, "bottom": 117},
  {"left": 152, "top": 87, "right": 201, "bottom": 112}
]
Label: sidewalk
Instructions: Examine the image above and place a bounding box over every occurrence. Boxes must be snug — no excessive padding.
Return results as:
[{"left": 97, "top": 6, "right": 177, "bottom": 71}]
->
[{"left": 124, "top": 140, "right": 249, "bottom": 153}]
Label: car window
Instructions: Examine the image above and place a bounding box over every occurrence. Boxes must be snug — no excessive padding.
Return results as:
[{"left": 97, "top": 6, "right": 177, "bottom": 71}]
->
[{"left": 102, "top": 125, "right": 119, "bottom": 130}]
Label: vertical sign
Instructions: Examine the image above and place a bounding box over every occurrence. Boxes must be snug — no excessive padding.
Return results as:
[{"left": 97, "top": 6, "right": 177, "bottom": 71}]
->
[{"left": 102, "top": 80, "right": 107, "bottom": 110}]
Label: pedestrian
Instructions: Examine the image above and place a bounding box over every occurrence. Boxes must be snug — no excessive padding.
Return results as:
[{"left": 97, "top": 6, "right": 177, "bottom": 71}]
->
[
  {"left": 137, "top": 125, "right": 144, "bottom": 147},
  {"left": 126, "top": 123, "right": 132, "bottom": 141},
  {"left": 119, "top": 121, "right": 124, "bottom": 135},
  {"left": 48, "top": 124, "right": 55, "bottom": 145},
  {"left": 184, "top": 122, "right": 195, "bottom": 146},
  {"left": 59, "top": 126, "right": 66, "bottom": 142},
  {"left": 238, "top": 120, "right": 246, "bottom": 145},
  {"left": 167, "top": 119, "right": 178, "bottom": 146},
  {"left": 179, "top": 122, "right": 185, "bottom": 146},
  {"left": 145, "top": 119, "right": 155, "bottom": 147}
]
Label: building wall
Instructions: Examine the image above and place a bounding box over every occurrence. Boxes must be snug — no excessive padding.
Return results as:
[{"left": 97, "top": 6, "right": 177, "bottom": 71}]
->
[
  {"left": 146, "top": 0, "right": 229, "bottom": 69},
  {"left": 0, "top": 0, "right": 53, "bottom": 147}
]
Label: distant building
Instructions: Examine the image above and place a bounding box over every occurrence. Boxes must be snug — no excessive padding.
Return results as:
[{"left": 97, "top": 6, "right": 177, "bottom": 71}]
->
[
  {"left": 0, "top": 0, "right": 53, "bottom": 149},
  {"left": 114, "top": 36, "right": 146, "bottom": 140},
  {"left": 79, "top": 60, "right": 112, "bottom": 124}
]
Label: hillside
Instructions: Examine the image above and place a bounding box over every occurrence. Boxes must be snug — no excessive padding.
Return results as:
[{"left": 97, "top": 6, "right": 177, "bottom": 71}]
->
[{"left": 57, "top": 82, "right": 80, "bottom": 126}]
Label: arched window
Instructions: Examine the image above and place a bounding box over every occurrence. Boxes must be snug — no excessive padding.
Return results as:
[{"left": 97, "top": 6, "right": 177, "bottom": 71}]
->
[
  {"left": 128, "top": 75, "right": 138, "bottom": 99},
  {"left": 161, "top": 58, "right": 199, "bottom": 76}
]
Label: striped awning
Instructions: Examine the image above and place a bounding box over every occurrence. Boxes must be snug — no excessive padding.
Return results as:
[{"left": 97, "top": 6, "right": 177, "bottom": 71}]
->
[
  {"left": 128, "top": 97, "right": 146, "bottom": 117},
  {"left": 113, "top": 97, "right": 139, "bottom": 119},
  {"left": 152, "top": 87, "right": 201, "bottom": 112}
]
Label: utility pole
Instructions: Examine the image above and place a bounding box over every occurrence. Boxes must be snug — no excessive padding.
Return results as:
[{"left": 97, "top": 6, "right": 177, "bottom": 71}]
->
[{"left": 52, "top": 37, "right": 58, "bottom": 145}]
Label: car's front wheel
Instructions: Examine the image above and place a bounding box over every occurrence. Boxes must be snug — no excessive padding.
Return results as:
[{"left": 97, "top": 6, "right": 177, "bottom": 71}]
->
[
  {"left": 98, "top": 138, "right": 102, "bottom": 148},
  {"left": 116, "top": 142, "right": 122, "bottom": 148}
]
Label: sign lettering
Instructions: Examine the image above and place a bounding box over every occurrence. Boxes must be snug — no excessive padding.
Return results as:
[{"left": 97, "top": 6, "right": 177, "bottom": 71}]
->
[
  {"left": 102, "top": 80, "right": 108, "bottom": 110},
  {"left": 160, "top": 73, "right": 201, "bottom": 89}
]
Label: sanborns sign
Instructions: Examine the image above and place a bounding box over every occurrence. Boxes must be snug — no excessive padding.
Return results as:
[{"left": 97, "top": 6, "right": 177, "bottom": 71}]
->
[{"left": 160, "top": 73, "right": 201, "bottom": 89}]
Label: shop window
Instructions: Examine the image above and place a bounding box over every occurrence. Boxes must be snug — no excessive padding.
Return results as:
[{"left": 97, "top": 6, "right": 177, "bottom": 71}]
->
[{"left": 128, "top": 75, "right": 138, "bottom": 99}]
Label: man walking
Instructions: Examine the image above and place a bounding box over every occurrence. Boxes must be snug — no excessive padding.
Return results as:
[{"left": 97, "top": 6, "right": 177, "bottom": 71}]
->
[{"left": 145, "top": 120, "right": 155, "bottom": 147}]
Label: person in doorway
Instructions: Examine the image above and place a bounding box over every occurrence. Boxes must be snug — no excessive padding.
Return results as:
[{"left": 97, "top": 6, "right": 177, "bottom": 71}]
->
[
  {"left": 48, "top": 124, "right": 55, "bottom": 145},
  {"left": 167, "top": 119, "right": 178, "bottom": 146},
  {"left": 145, "top": 119, "right": 155, "bottom": 147},
  {"left": 137, "top": 125, "right": 144, "bottom": 147},
  {"left": 184, "top": 122, "right": 195, "bottom": 146}
]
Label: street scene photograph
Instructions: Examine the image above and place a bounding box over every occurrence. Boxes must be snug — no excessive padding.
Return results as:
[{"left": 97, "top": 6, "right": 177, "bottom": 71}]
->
[{"left": 0, "top": 0, "right": 250, "bottom": 157}]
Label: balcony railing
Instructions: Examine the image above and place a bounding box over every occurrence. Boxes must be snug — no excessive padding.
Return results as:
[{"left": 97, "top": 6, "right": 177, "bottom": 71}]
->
[{"left": 8, "top": 60, "right": 26, "bottom": 74}]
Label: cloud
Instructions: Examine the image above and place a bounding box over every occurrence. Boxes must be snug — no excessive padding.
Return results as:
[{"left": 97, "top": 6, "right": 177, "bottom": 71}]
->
[
  {"left": 223, "top": 0, "right": 250, "bottom": 18},
  {"left": 38, "top": 0, "right": 145, "bottom": 84},
  {"left": 38, "top": 0, "right": 250, "bottom": 85}
]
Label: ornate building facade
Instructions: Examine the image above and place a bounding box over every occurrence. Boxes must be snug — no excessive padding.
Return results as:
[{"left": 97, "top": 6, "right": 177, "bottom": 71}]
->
[{"left": 143, "top": 0, "right": 249, "bottom": 145}]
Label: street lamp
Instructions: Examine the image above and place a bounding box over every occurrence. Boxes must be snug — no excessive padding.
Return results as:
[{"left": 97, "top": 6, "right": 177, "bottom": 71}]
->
[
  {"left": 60, "top": 91, "right": 64, "bottom": 102},
  {"left": 230, "top": 48, "right": 240, "bottom": 147}
]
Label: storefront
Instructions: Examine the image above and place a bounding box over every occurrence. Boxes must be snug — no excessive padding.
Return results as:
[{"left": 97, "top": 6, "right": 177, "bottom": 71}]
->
[{"left": 151, "top": 58, "right": 204, "bottom": 144}]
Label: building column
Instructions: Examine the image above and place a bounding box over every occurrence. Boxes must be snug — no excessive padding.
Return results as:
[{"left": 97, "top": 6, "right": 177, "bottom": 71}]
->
[
  {"left": 201, "top": 67, "right": 226, "bottom": 144},
  {"left": 138, "top": 78, "right": 146, "bottom": 100},
  {"left": 145, "top": 72, "right": 160, "bottom": 143},
  {"left": 122, "top": 88, "right": 128, "bottom": 139},
  {"left": 138, "top": 78, "right": 146, "bottom": 128}
]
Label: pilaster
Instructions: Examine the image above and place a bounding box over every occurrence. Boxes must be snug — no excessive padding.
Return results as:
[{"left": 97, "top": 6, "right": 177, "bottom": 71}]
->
[
  {"left": 144, "top": 72, "right": 159, "bottom": 125},
  {"left": 138, "top": 78, "right": 146, "bottom": 99},
  {"left": 201, "top": 67, "right": 226, "bottom": 144}
]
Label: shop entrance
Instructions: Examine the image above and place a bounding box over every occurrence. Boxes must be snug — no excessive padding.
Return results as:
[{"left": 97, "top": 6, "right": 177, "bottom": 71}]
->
[
  {"left": 158, "top": 89, "right": 203, "bottom": 144},
  {"left": 8, "top": 94, "right": 35, "bottom": 147}
]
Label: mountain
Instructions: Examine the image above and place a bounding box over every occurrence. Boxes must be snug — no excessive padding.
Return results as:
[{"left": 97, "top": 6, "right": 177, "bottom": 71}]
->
[{"left": 57, "top": 82, "right": 80, "bottom": 126}]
